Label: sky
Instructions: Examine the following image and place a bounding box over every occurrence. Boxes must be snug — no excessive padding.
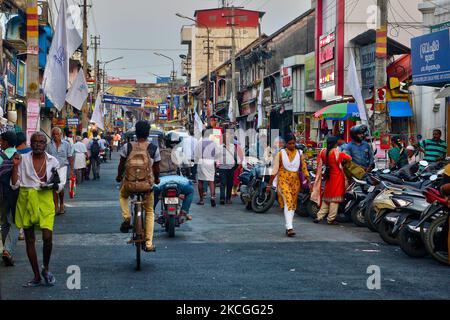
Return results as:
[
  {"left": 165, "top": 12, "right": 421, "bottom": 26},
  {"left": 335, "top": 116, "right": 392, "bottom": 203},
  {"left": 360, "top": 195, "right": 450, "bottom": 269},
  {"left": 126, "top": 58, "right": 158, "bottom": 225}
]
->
[{"left": 80, "top": 0, "right": 312, "bottom": 83}]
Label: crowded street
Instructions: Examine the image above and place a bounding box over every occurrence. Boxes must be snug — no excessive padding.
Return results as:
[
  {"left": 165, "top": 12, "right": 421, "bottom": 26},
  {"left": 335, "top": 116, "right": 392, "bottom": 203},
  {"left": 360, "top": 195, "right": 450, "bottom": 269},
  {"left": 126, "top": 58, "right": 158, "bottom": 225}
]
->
[
  {"left": 1, "top": 0, "right": 450, "bottom": 305},
  {"left": 1, "top": 152, "right": 449, "bottom": 300}
]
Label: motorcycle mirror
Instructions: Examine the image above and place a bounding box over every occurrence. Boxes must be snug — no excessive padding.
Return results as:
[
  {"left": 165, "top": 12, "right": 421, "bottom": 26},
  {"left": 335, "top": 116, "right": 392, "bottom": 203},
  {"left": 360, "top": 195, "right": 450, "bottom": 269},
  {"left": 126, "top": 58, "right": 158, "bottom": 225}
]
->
[
  {"left": 383, "top": 169, "right": 391, "bottom": 174},
  {"left": 419, "top": 160, "right": 429, "bottom": 167},
  {"left": 430, "top": 175, "right": 438, "bottom": 181}
]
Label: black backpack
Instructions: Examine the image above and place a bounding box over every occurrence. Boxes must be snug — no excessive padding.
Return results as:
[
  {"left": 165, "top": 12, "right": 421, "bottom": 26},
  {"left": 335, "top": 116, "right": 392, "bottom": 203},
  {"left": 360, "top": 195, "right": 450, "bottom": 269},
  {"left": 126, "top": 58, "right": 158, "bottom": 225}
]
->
[
  {"left": 0, "top": 151, "right": 14, "bottom": 201},
  {"left": 91, "top": 139, "right": 101, "bottom": 159}
]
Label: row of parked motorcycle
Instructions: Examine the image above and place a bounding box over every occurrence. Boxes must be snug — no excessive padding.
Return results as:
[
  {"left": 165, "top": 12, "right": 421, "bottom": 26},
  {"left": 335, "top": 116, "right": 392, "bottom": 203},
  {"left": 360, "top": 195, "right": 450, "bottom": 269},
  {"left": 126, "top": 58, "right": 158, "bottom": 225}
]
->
[{"left": 238, "top": 152, "right": 450, "bottom": 266}]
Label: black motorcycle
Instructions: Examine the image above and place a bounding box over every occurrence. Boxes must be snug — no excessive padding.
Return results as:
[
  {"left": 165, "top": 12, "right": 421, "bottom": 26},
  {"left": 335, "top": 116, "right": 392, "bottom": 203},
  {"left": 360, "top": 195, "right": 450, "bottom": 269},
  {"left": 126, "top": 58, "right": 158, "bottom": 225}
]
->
[
  {"left": 239, "top": 162, "right": 276, "bottom": 213},
  {"left": 156, "top": 183, "right": 187, "bottom": 237}
]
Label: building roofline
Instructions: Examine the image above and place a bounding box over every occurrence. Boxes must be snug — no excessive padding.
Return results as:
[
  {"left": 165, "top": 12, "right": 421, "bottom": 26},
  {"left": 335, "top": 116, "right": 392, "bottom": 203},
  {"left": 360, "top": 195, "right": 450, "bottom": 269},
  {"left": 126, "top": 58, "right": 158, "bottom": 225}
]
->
[{"left": 194, "top": 7, "right": 265, "bottom": 18}]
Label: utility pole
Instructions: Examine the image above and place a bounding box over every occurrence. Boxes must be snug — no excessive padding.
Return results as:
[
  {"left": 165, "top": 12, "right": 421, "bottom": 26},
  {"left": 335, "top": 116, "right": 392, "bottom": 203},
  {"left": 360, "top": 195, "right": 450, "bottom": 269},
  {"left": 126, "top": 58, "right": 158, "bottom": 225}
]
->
[
  {"left": 81, "top": 0, "right": 91, "bottom": 131},
  {"left": 373, "top": 0, "right": 389, "bottom": 137},
  {"left": 91, "top": 35, "right": 101, "bottom": 97},
  {"left": 25, "top": 0, "right": 40, "bottom": 140},
  {"left": 224, "top": 6, "right": 244, "bottom": 122}
]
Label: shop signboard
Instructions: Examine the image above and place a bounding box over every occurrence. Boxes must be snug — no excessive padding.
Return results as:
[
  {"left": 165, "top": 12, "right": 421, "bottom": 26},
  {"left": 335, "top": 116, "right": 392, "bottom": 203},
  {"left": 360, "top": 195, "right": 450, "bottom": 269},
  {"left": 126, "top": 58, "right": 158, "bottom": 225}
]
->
[
  {"left": 102, "top": 94, "right": 144, "bottom": 107},
  {"left": 304, "top": 53, "right": 316, "bottom": 92},
  {"left": 16, "top": 60, "right": 26, "bottom": 97},
  {"left": 319, "top": 31, "right": 336, "bottom": 89},
  {"left": 360, "top": 43, "right": 376, "bottom": 89},
  {"left": 411, "top": 29, "right": 450, "bottom": 86},
  {"left": 431, "top": 21, "right": 450, "bottom": 33},
  {"left": 67, "top": 118, "right": 80, "bottom": 127},
  {"left": 7, "top": 56, "right": 17, "bottom": 96},
  {"left": 280, "top": 66, "right": 293, "bottom": 100},
  {"left": 158, "top": 103, "right": 168, "bottom": 120}
]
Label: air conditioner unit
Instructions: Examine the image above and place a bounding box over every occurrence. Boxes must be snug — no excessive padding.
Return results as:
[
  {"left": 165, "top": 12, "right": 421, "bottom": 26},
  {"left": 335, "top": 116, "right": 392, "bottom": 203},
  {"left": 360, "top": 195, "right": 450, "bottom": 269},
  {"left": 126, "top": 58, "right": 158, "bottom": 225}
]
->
[{"left": 433, "top": 99, "right": 440, "bottom": 113}]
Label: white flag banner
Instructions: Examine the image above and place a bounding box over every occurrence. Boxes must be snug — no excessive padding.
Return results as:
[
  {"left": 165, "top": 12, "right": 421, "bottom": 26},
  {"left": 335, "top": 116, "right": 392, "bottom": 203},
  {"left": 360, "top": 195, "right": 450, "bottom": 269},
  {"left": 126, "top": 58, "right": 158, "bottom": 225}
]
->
[
  {"left": 66, "top": 68, "right": 88, "bottom": 110},
  {"left": 257, "top": 81, "right": 264, "bottom": 128},
  {"left": 347, "top": 49, "right": 368, "bottom": 123},
  {"left": 43, "top": 0, "right": 82, "bottom": 110},
  {"left": 91, "top": 93, "right": 104, "bottom": 131},
  {"left": 194, "top": 111, "right": 203, "bottom": 138}
]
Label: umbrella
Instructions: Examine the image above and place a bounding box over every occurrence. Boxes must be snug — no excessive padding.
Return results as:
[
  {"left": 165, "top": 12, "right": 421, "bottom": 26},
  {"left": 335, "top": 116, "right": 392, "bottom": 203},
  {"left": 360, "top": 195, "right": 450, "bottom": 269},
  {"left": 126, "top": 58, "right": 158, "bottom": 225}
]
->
[{"left": 313, "top": 103, "right": 361, "bottom": 121}]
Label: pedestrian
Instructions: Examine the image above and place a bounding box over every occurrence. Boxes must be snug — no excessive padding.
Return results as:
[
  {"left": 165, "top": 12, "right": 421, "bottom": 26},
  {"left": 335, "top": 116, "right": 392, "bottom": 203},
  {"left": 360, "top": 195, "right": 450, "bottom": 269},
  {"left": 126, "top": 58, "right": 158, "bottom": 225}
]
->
[
  {"left": 388, "top": 136, "right": 408, "bottom": 170},
  {"left": 406, "top": 145, "right": 419, "bottom": 165},
  {"left": 113, "top": 132, "right": 121, "bottom": 152},
  {"left": 81, "top": 132, "right": 91, "bottom": 180},
  {"left": 0, "top": 131, "right": 19, "bottom": 266},
  {"left": 181, "top": 126, "right": 198, "bottom": 182},
  {"left": 116, "top": 121, "right": 160, "bottom": 252},
  {"left": 72, "top": 136, "right": 88, "bottom": 184},
  {"left": 343, "top": 125, "right": 375, "bottom": 172},
  {"left": 64, "top": 128, "right": 74, "bottom": 147},
  {"left": 11, "top": 132, "right": 61, "bottom": 287},
  {"left": 418, "top": 129, "right": 447, "bottom": 163},
  {"left": 195, "top": 127, "right": 219, "bottom": 207},
  {"left": 87, "top": 131, "right": 105, "bottom": 180},
  {"left": 46, "top": 127, "right": 73, "bottom": 216},
  {"left": 313, "top": 136, "right": 352, "bottom": 225},
  {"left": 15, "top": 132, "right": 32, "bottom": 155},
  {"left": 267, "top": 133, "right": 310, "bottom": 237},
  {"left": 218, "top": 131, "right": 238, "bottom": 205},
  {"left": 14, "top": 132, "right": 30, "bottom": 241}
]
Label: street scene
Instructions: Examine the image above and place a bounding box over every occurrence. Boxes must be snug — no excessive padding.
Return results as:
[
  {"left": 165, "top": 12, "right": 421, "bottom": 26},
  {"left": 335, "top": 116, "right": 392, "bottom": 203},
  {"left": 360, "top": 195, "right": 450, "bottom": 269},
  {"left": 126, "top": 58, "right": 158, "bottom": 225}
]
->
[{"left": 0, "top": 0, "right": 450, "bottom": 302}]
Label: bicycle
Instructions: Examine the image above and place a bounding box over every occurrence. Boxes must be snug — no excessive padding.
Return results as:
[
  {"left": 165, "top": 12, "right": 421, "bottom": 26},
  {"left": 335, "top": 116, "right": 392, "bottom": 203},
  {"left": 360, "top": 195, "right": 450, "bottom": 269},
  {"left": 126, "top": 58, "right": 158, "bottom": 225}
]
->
[{"left": 127, "top": 193, "right": 146, "bottom": 271}]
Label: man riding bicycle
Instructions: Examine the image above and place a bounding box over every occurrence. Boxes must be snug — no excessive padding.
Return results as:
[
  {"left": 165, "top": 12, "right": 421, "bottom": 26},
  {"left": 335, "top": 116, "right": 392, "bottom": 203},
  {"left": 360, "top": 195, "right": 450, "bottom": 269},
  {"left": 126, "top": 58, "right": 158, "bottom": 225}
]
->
[{"left": 116, "top": 121, "right": 160, "bottom": 252}]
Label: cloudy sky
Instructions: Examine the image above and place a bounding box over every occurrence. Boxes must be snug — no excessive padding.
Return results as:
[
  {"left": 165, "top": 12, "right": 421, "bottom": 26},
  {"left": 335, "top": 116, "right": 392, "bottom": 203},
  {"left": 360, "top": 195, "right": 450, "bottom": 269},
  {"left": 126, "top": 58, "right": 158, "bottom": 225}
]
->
[{"left": 78, "top": 0, "right": 311, "bottom": 83}]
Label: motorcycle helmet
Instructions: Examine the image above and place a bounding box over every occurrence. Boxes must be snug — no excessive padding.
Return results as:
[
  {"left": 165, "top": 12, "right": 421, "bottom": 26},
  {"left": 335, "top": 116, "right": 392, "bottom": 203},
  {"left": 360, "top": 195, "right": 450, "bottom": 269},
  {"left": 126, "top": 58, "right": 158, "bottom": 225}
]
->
[
  {"left": 350, "top": 125, "right": 368, "bottom": 143},
  {"left": 164, "top": 132, "right": 181, "bottom": 148}
]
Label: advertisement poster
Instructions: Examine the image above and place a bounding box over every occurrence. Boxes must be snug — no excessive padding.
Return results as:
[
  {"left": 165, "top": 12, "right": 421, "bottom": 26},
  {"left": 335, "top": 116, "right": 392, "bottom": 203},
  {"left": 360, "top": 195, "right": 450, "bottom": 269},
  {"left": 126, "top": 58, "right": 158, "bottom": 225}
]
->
[
  {"left": 158, "top": 103, "right": 168, "bottom": 120},
  {"left": 16, "top": 60, "right": 26, "bottom": 97},
  {"left": 26, "top": 99, "right": 40, "bottom": 144}
]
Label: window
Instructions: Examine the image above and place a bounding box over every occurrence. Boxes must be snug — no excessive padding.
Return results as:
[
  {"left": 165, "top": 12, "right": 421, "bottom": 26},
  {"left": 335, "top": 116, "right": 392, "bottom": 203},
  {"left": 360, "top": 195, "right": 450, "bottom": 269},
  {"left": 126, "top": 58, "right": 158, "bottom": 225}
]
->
[
  {"left": 209, "top": 15, "right": 217, "bottom": 21},
  {"left": 239, "top": 16, "right": 248, "bottom": 22},
  {"left": 218, "top": 47, "right": 231, "bottom": 63}
]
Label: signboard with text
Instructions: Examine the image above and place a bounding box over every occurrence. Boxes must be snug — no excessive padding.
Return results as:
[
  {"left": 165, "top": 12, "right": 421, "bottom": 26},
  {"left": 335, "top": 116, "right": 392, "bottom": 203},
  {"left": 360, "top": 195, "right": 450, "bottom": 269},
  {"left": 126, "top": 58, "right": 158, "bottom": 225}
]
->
[
  {"left": 102, "top": 94, "right": 144, "bottom": 107},
  {"left": 411, "top": 29, "right": 450, "bottom": 86},
  {"left": 158, "top": 103, "right": 168, "bottom": 120},
  {"left": 319, "top": 31, "right": 336, "bottom": 89},
  {"left": 16, "top": 60, "right": 26, "bottom": 97},
  {"left": 360, "top": 43, "right": 375, "bottom": 89},
  {"left": 280, "top": 66, "right": 293, "bottom": 100}
]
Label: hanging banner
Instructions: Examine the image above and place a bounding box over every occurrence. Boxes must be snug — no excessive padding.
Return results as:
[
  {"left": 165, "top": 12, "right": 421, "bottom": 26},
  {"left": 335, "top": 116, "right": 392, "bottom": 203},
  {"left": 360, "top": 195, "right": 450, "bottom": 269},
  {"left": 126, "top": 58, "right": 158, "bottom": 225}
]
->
[{"left": 102, "top": 94, "right": 144, "bottom": 108}]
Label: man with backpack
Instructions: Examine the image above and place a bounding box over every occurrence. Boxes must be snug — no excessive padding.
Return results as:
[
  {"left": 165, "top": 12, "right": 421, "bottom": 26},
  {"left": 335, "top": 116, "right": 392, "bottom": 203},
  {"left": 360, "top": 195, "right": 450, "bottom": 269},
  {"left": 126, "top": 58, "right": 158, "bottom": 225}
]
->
[
  {"left": 0, "top": 131, "right": 18, "bottom": 266},
  {"left": 116, "top": 121, "right": 160, "bottom": 252},
  {"left": 88, "top": 131, "right": 105, "bottom": 180}
]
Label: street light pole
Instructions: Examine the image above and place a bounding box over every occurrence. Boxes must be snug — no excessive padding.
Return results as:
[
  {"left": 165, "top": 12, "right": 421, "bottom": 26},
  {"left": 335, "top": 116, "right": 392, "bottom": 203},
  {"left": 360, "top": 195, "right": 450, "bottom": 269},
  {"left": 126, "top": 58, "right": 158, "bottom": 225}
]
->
[
  {"left": 101, "top": 56, "right": 123, "bottom": 131},
  {"left": 176, "top": 13, "right": 211, "bottom": 118}
]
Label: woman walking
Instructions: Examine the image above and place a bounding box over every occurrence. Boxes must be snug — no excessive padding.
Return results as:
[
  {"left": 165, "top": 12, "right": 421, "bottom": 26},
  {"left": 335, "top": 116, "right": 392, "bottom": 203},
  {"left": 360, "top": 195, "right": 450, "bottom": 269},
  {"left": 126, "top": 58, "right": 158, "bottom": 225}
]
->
[
  {"left": 312, "top": 136, "right": 351, "bottom": 225},
  {"left": 267, "top": 134, "right": 310, "bottom": 237}
]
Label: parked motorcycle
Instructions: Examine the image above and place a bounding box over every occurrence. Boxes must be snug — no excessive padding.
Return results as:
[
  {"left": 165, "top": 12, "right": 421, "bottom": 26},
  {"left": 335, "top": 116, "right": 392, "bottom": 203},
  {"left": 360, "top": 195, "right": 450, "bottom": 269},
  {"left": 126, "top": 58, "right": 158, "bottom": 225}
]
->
[
  {"left": 239, "top": 159, "right": 276, "bottom": 213},
  {"left": 156, "top": 183, "right": 187, "bottom": 237}
]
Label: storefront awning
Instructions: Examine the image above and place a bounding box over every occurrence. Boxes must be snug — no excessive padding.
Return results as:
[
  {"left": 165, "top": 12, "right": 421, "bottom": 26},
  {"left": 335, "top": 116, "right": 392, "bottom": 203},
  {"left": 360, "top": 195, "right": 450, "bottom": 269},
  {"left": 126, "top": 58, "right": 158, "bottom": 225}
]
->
[
  {"left": 388, "top": 101, "right": 413, "bottom": 117},
  {"left": 351, "top": 29, "right": 411, "bottom": 55}
]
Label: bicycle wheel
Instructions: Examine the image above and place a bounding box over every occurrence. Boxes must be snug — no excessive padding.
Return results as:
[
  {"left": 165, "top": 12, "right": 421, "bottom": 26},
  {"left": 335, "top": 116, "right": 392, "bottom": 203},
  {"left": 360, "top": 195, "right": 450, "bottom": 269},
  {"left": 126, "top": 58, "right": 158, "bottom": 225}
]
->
[{"left": 134, "top": 202, "right": 143, "bottom": 271}]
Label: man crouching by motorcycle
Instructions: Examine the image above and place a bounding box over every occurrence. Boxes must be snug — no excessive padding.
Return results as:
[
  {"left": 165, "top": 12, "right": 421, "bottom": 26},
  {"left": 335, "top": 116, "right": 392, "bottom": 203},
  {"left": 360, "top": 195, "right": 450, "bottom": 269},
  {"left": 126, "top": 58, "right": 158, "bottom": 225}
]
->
[
  {"left": 154, "top": 133, "right": 195, "bottom": 221},
  {"left": 343, "top": 125, "right": 375, "bottom": 172},
  {"left": 116, "top": 121, "right": 160, "bottom": 252}
]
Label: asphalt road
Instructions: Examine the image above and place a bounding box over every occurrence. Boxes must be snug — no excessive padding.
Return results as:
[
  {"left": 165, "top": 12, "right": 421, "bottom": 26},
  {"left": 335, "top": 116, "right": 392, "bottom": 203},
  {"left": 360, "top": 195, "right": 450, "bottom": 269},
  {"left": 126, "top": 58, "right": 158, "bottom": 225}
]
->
[{"left": 1, "top": 153, "right": 449, "bottom": 300}]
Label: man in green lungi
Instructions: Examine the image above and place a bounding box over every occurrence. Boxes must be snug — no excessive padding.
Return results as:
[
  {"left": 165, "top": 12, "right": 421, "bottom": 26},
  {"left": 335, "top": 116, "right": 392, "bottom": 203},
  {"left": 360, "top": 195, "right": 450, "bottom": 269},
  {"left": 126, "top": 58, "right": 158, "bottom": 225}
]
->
[{"left": 11, "top": 132, "right": 61, "bottom": 287}]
